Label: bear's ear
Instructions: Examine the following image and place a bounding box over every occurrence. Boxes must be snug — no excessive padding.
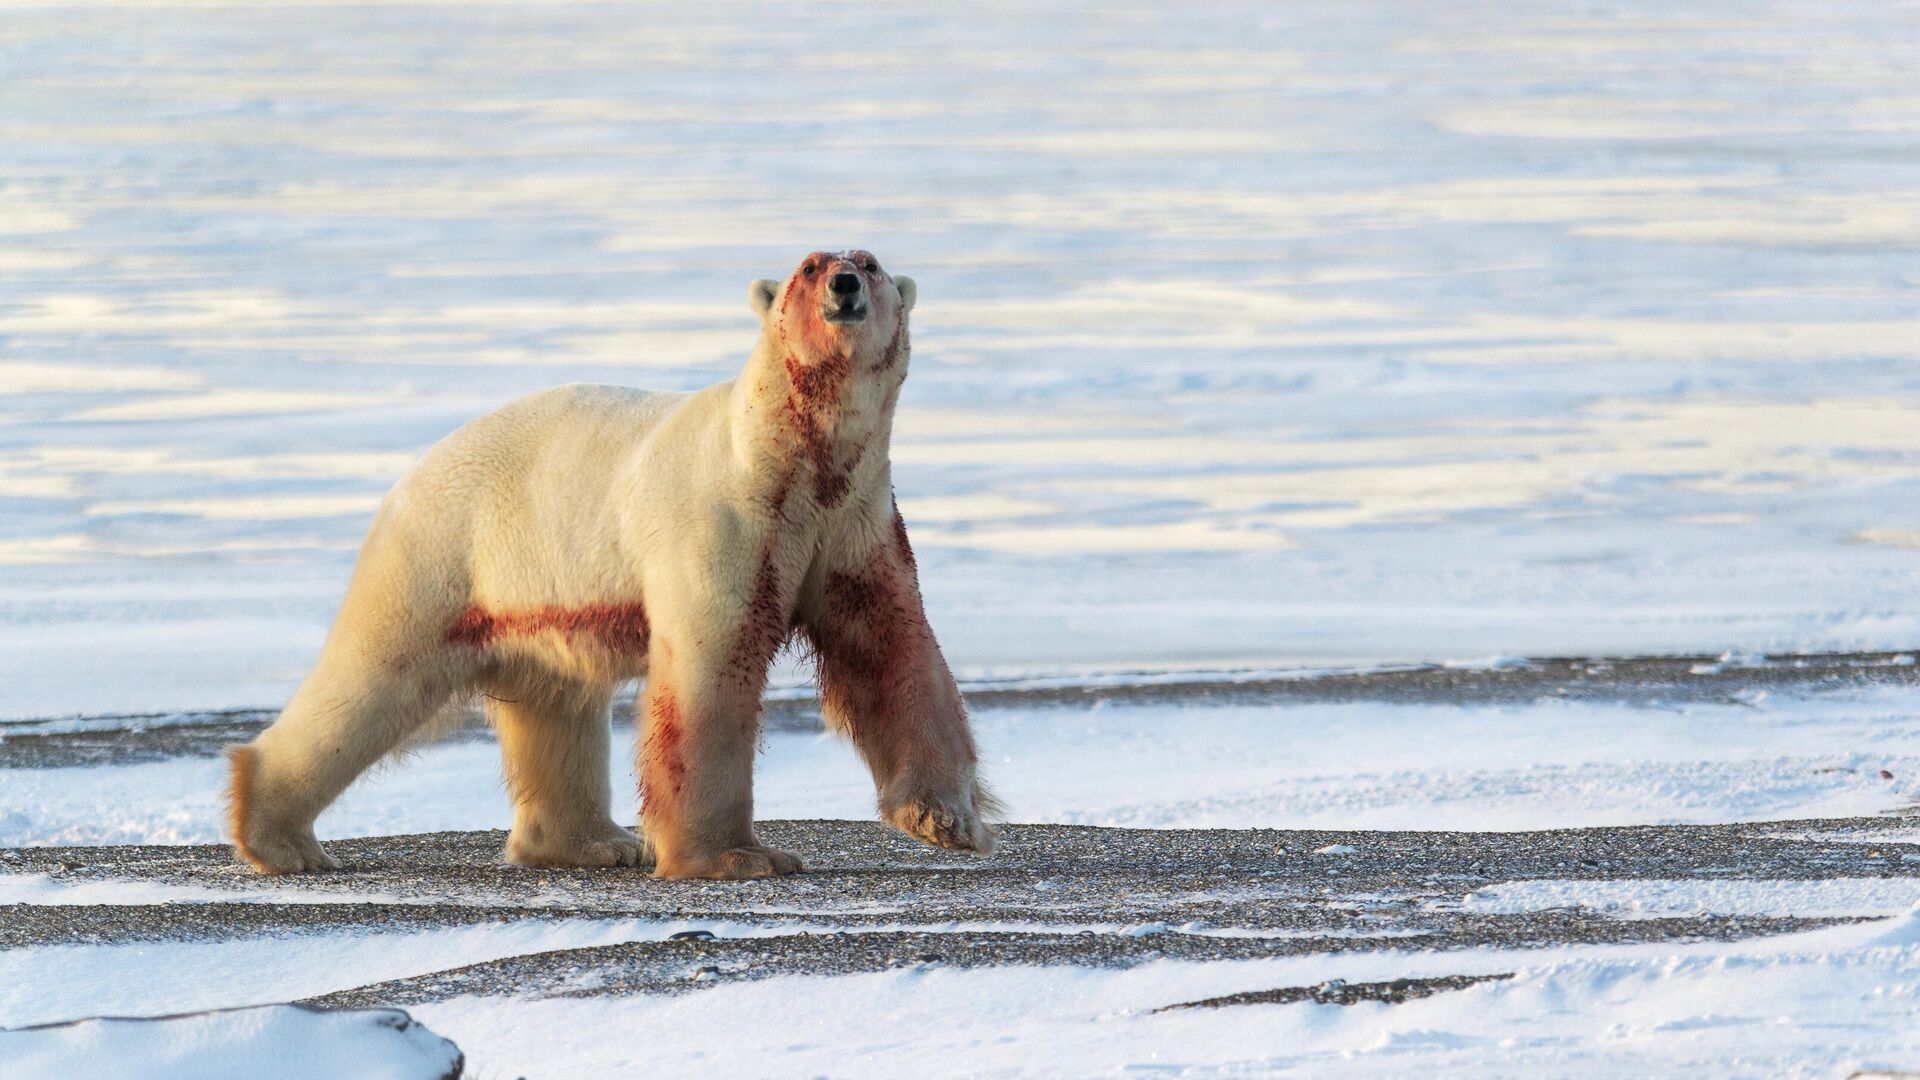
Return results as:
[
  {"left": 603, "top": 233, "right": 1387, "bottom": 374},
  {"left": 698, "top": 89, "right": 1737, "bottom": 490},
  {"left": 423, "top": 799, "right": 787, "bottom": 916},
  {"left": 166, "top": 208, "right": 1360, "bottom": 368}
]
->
[
  {"left": 895, "top": 275, "right": 916, "bottom": 314},
  {"left": 750, "top": 279, "right": 780, "bottom": 320}
]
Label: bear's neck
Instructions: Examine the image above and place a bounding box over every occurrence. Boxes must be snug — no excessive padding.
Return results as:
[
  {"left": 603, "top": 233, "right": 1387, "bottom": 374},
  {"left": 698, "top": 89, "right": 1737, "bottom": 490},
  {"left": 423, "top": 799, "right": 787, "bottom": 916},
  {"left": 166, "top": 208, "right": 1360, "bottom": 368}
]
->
[{"left": 733, "top": 322, "right": 906, "bottom": 514}]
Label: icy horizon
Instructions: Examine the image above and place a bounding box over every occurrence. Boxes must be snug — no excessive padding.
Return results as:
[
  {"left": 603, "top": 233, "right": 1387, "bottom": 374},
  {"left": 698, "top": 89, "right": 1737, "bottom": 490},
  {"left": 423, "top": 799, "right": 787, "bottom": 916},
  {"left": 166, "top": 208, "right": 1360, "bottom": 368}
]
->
[{"left": 3, "top": 1, "right": 1917, "bottom": 718}]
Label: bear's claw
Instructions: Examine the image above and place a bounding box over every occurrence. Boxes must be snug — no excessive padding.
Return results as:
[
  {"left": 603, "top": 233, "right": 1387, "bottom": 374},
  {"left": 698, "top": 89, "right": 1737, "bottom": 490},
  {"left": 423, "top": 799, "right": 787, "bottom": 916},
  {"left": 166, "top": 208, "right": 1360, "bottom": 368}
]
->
[{"left": 887, "top": 792, "right": 995, "bottom": 855}]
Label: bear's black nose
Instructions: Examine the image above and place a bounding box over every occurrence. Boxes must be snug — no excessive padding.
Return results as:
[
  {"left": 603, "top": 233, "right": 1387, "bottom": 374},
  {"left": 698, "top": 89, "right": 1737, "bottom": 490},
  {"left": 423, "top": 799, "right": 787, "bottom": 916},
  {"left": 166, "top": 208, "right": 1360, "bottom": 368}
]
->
[{"left": 830, "top": 272, "right": 861, "bottom": 296}]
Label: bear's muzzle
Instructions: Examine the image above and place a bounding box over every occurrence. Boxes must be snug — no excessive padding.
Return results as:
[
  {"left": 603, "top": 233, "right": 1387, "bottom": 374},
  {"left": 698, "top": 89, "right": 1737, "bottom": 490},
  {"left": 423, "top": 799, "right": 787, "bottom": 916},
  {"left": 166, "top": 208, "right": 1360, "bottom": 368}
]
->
[{"left": 822, "top": 264, "right": 869, "bottom": 324}]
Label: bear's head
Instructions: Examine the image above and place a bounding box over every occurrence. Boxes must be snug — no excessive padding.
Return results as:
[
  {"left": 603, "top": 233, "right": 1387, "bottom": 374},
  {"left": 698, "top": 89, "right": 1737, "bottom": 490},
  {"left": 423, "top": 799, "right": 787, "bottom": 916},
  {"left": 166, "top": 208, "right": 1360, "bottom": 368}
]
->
[{"left": 750, "top": 250, "right": 916, "bottom": 367}]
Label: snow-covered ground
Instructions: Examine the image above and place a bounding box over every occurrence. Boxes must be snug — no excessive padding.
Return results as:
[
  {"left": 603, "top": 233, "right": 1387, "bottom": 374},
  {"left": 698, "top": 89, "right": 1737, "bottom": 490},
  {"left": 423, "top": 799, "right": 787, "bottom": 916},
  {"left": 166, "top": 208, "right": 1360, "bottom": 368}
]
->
[
  {"left": 4, "top": 880, "right": 1918, "bottom": 1078},
  {"left": 4, "top": 685, "right": 1918, "bottom": 848},
  {"left": 416, "top": 910, "right": 1920, "bottom": 1080},
  {"left": 3, "top": 1, "right": 1919, "bottom": 717},
  {"left": 0, "top": 1004, "right": 462, "bottom": 1080},
  {"left": 5, "top": 680, "right": 1916, "bottom": 1076}
]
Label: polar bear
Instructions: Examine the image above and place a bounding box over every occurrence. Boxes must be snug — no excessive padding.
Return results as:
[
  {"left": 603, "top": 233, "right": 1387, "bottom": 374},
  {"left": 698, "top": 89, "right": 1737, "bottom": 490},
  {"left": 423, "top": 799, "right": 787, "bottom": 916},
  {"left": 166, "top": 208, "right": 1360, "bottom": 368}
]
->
[{"left": 226, "top": 250, "right": 996, "bottom": 879}]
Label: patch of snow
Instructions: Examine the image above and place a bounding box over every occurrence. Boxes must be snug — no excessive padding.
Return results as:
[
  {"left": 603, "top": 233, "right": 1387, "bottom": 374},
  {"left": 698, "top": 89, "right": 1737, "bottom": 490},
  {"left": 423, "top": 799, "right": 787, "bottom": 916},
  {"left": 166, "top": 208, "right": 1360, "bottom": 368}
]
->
[
  {"left": 1688, "top": 650, "right": 1771, "bottom": 675},
  {"left": 0, "top": 873, "right": 397, "bottom": 907},
  {"left": 1459, "top": 879, "right": 1920, "bottom": 919},
  {"left": 0, "top": 1005, "right": 461, "bottom": 1080},
  {"left": 0, "top": 914, "right": 1380, "bottom": 1031},
  {"left": 1439, "top": 656, "right": 1533, "bottom": 671},
  {"left": 10, "top": 903, "right": 1917, "bottom": 1077},
  {"left": 1763, "top": 828, "right": 1920, "bottom": 847},
  {"left": 0, "top": 919, "right": 670, "bottom": 1029},
  {"left": 409, "top": 908, "right": 1920, "bottom": 1079}
]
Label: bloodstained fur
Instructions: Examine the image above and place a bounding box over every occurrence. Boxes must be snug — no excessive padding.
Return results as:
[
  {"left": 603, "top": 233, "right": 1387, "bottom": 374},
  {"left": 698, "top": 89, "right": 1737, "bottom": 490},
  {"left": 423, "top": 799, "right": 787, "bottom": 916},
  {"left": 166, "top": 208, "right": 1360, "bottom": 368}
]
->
[
  {"left": 444, "top": 602, "right": 650, "bottom": 654},
  {"left": 528, "top": 253, "right": 924, "bottom": 828},
  {"left": 808, "top": 538, "right": 974, "bottom": 770},
  {"left": 783, "top": 350, "right": 861, "bottom": 508},
  {"left": 726, "top": 550, "right": 789, "bottom": 691},
  {"left": 641, "top": 687, "right": 687, "bottom": 811},
  {"left": 779, "top": 254, "right": 853, "bottom": 363},
  {"left": 776, "top": 250, "right": 894, "bottom": 510},
  {"left": 871, "top": 319, "right": 907, "bottom": 374},
  {"left": 890, "top": 500, "right": 918, "bottom": 571},
  {"left": 778, "top": 254, "right": 953, "bottom": 775}
]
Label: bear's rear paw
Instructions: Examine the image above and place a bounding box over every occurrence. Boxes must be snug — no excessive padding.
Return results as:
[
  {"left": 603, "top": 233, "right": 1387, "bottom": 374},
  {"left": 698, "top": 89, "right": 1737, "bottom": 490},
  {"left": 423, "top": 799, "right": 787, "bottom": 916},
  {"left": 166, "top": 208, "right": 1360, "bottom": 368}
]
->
[
  {"left": 655, "top": 845, "right": 804, "bottom": 880},
  {"left": 886, "top": 790, "right": 996, "bottom": 855},
  {"left": 236, "top": 828, "right": 339, "bottom": 875},
  {"left": 505, "top": 821, "right": 646, "bottom": 869}
]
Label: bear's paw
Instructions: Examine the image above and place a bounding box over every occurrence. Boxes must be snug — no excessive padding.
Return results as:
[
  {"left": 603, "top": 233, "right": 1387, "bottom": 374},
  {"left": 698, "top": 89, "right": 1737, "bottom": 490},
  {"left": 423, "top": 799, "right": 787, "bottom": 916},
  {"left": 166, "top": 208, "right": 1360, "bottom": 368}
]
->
[
  {"left": 504, "top": 821, "right": 647, "bottom": 869},
  {"left": 237, "top": 828, "right": 341, "bottom": 874},
  {"left": 885, "top": 790, "right": 996, "bottom": 855},
  {"left": 654, "top": 845, "right": 804, "bottom": 880}
]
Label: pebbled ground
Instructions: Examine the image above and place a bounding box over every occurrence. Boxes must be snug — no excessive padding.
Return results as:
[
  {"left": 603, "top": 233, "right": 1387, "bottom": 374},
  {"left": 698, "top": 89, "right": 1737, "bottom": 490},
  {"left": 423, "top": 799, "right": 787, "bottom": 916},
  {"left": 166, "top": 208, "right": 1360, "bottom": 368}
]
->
[{"left": 5, "top": 816, "right": 1915, "bottom": 1007}]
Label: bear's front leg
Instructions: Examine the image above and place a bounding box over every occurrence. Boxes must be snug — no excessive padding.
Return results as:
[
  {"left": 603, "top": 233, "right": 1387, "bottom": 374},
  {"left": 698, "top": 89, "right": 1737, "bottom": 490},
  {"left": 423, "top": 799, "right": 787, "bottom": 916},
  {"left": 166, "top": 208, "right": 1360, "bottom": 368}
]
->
[
  {"left": 804, "top": 507, "right": 997, "bottom": 854},
  {"left": 638, "top": 634, "right": 802, "bottom": 880}
]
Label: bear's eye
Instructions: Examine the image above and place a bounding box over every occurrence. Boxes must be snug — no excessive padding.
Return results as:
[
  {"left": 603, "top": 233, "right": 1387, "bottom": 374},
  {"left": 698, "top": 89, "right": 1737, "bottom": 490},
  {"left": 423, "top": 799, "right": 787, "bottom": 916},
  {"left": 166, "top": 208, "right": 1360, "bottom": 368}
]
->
[
  {"left": 802, "top": 263, "right": 817, "bottom": 277},
  {"left": 861, "top": 258, "right": 877, "bottom": 272}
]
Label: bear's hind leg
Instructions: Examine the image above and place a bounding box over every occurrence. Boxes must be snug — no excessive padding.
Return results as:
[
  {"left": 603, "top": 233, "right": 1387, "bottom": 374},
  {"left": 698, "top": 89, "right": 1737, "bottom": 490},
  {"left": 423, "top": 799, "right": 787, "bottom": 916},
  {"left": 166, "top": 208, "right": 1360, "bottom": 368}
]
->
[
  {"left": 492, "top": 679, "right": 643, "bottom": 868},
  {"left": 228, "top": 743, "right": 335, "bottom": 873},
  {"left": 229, "top": 651, "right": 456, "bottom": 874}
]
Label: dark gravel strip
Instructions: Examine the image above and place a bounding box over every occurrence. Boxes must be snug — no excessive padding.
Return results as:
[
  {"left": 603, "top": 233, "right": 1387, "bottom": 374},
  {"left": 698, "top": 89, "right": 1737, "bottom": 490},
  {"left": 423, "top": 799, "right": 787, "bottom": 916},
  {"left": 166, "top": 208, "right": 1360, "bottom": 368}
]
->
[
  {"left": 1157, "top": 972, "right": 1517, "bottom": 1011},
  {"left": 9, "top": 819, "right": 1914, "bottom": 920},
  {"left": 301, "top": 914, "right": 1855, "bottom": 1007},
  {"left": 5, "top": 820, "right": 1911, "bottom": 970}
]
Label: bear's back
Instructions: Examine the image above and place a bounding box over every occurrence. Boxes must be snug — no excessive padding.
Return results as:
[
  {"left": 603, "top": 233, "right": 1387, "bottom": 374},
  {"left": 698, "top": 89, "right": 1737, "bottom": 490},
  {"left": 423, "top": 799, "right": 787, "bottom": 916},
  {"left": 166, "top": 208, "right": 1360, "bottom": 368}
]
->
[
  {"left": 418, "top": 383, "right": 683, "bottom": 494},
  {"left": 363, "top": 384, "right": 697, "bottom": 586}
]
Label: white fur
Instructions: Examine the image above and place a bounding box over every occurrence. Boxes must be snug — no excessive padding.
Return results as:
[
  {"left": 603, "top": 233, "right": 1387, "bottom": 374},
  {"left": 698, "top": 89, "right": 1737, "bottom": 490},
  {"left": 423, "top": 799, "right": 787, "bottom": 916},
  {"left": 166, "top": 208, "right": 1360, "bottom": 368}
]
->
[{"left": 227, "top": 251, "right": 992, "bottom": 879}]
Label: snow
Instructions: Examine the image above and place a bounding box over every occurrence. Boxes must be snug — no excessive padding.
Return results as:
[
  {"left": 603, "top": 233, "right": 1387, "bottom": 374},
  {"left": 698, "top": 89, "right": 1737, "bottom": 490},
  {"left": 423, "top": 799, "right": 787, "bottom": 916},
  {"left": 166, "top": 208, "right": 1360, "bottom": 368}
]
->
[
  {"left": 3, "top": 1, "right": 1918, "bottom": 1075},
  {"left": 8, "top": 905, "right": 1916, "bottom": 1078},
  {"left": 5, "top": 686, "right": 1915, "bottom": 848},
  {"left": 0, "top": 920, "right": 670, "bottom": 1030},
  {"left": 0, "top": 914, "right": 1392, "bottom": 1029},
  {"left": 1459, "top": 878, "right": 1920, "bottom": 919},
  {"left": 0, "top": 1005, "right": 461, "bottom": 1080},
  {"left": 5, "top": 683, "right": 1910, "bottom": 1074},
  {"left": 410, "top": 908, "right": 1920, "bottom": 1079},
  {"left": 2, "top": 0, "right": 1919, "bottom": 717},
  {"left": 1768, "top": 827, "right": 1920, "bottom": 847},
  {"left": 0, "top": 872, "right": 379, "bottom": 906}
]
